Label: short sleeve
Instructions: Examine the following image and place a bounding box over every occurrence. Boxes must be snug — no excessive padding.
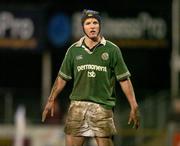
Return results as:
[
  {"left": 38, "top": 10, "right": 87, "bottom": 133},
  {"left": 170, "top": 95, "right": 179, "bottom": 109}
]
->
[
  {"left": 112, "top": 47, "right": 131, "bottom": 81},
  {"left": 59, "top": 48, "right": 73, "bottom": 81}
]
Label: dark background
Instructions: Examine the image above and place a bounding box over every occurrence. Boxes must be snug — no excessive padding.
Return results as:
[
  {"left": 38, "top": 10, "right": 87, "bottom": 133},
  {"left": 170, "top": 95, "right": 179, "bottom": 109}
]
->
[
  {"left": 0, "top": 0, "right": 172, "bottom": 123},
  {"left": 0, "top": 0, "right": 171, "bottom": 89}
]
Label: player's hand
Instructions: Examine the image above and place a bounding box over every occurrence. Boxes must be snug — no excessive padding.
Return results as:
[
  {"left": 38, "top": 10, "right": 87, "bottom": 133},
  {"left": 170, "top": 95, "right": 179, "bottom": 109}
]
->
[
  {"left": 42, "top": 98, "right": 55, "bottom": 122},
  {"left": 128, "top": 107, "right": 140, "bottom": 129}
]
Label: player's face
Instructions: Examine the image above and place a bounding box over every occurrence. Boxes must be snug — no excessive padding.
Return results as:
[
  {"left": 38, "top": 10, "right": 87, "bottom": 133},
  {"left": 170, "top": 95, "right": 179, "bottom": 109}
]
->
[{"left": 83, "top": 18, "right": 100, "bottom": 39}]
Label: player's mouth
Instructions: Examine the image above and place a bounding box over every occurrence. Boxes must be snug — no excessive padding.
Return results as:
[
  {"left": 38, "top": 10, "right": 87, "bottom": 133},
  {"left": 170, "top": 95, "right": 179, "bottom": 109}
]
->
[{"left": 90, "top": 30, "right": 96, "bottom": 34}]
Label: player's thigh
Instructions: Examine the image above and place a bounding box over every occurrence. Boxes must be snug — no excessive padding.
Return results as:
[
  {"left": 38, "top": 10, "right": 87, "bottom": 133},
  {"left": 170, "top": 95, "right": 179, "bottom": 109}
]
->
[
  {"left": 95, "top": 137, "right": 114, "bottom": 146},
  {"left": 65, "top": 134, "right": 85, "bottom": 146}
]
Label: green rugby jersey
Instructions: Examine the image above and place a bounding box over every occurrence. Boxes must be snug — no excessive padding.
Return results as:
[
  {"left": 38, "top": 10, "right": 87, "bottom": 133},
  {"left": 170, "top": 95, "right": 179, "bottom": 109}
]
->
[{"left": 59, "top": 36, "right": 131, "bottom": 109}]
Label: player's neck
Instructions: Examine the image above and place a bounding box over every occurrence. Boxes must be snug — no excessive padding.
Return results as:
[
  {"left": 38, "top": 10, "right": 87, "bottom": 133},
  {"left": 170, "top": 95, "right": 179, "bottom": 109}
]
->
[{"left": 84, "top": 36, "right": 101, "bottom": 49}]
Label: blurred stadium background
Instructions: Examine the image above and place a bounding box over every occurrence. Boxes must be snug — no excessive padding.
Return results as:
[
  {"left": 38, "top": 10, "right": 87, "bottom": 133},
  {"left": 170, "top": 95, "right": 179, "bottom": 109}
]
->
[{"left": 0, "top": 0, "right": 179, "bottom": 145}]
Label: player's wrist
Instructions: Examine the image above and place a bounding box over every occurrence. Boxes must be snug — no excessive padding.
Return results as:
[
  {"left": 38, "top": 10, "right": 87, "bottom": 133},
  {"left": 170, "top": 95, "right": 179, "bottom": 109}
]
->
[
  {"left": 130, "top": 103, "right": 139, "bottom": 111},
  {"left": 48, "top": 97, "right": 55, "bottom": 102}
]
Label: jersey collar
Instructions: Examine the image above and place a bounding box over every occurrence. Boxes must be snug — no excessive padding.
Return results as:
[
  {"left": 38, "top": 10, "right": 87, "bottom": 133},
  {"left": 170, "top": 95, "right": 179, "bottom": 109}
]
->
[{"left": 75, "top": 36, "right": 106, "bottom": 47}]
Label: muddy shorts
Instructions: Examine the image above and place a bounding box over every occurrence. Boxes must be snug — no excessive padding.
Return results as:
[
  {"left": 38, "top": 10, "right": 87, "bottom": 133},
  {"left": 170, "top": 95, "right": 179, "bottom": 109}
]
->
[{"left": 64, "top": 101, "right": 117, "bottom": 137}]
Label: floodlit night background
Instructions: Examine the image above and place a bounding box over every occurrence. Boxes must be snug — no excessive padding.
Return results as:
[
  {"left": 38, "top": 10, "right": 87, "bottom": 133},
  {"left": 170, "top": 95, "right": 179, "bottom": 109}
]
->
[{"left": 0, "top": 0, "right": 179, "bottom": 146}]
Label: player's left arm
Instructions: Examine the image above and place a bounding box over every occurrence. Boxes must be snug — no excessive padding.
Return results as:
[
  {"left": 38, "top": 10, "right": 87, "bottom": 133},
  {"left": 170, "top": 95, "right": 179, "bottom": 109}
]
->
[{"left": 119, "top": 78, "right": 140, "bottom": 129}]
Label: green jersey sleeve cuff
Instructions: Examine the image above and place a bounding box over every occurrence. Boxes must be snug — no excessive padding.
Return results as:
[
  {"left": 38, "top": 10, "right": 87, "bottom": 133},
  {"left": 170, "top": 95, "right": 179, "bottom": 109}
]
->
[
  {"left": 59, "top": 71, "right": 72, "bottom": 81},
  {"left": 116, "top": 71, "right": 131, "bottom": 81}
]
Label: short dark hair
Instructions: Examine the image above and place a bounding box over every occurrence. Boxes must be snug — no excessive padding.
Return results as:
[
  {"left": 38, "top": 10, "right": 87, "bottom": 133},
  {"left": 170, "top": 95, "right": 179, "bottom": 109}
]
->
[{"left": 81, "top": 9, "right": 101, "bottom": 25}]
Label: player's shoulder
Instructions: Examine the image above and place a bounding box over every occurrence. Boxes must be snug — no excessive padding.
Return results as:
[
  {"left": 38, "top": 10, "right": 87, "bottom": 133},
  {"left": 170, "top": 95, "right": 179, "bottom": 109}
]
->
[
  {"left": 68, "top": 38, "right": 83, "bottom": 50},
  {"left": 68, "top": 42, "right": 78, "bottom": 49},
  {"left": 105, "top": 40, "right": 120, "bottom": 50},
  {"left": 65, "top": 41, "right": 79, "bottom": 52}
]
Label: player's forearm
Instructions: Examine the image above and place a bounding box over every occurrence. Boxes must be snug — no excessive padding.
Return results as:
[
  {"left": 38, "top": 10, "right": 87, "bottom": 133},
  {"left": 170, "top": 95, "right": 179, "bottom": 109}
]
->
[
  {"left": 119, "top": 78, "right": 138, "bottom": 110},
  {"left": 48, "top": 76, "right": 67, "bottom": 101}
]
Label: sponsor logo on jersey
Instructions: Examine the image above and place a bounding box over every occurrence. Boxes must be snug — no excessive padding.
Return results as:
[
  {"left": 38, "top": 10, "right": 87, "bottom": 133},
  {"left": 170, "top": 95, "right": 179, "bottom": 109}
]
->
[
  {"left": 77, "top": 64, "right": 107, "bottom": 78},
  {"left": 77, "top": 64, "right": 107, "bottom": 72},
  {"left": 88, "top": 71, "right": 96, "bottom": 77},
  {"left": 101, "top": 52, "right": 109, "bottom": 60}
]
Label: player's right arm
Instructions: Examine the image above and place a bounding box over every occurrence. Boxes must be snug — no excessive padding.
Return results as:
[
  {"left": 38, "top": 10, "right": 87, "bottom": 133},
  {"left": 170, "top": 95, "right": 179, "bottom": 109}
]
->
[{"left": 42, "top": 76, "right": 67, "bottom": 122}]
